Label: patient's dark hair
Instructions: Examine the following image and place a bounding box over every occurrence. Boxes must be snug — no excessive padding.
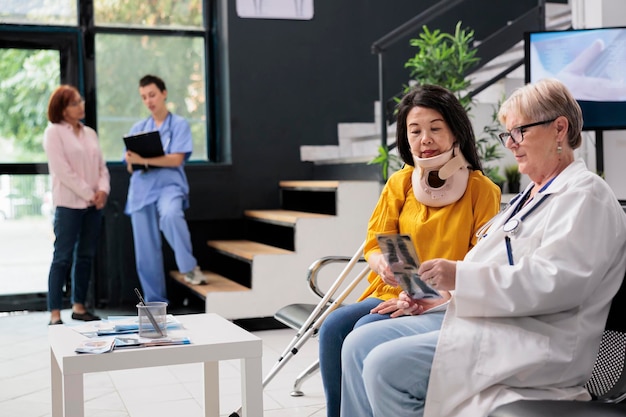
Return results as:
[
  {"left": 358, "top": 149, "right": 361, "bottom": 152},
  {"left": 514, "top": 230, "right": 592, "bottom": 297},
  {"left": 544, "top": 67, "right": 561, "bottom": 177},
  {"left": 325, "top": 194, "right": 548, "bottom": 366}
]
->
[{"left": 396, "top": 84, "right": 482, "bottom": 171}]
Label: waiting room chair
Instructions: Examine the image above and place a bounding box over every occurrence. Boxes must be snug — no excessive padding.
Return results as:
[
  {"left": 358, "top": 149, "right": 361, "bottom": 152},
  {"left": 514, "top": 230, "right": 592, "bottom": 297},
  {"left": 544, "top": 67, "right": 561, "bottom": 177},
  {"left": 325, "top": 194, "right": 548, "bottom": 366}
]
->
[
  {"left": 274, "top": 251, "right": 368, "bottom": 396},
  {"left": 489, "top": 268, "right": 626, "bottom": 417}
]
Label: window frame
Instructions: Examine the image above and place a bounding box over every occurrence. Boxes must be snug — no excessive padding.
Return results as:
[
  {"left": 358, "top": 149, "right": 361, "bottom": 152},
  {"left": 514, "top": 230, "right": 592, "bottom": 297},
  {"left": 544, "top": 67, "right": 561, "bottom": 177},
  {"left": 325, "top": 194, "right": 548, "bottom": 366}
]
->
[
  {"left": 0, "top": 0, "right": 219, "bottom": 175},
  {"left": 0, "top": 24, "right": 82, "bottom": 174}
]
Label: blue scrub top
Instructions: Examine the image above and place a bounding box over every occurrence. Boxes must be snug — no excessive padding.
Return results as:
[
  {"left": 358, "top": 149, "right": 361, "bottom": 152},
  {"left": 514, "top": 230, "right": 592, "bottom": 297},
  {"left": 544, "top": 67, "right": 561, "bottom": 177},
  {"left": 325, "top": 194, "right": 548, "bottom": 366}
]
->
[{"left": 124, "top": 113, "right": 192, "bottom": 215}]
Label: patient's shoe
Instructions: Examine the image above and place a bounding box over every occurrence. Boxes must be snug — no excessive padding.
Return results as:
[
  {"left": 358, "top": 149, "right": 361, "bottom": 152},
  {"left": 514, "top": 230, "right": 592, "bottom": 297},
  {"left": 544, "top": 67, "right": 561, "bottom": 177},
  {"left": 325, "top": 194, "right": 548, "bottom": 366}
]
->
[{"left": 184, "top": 266, "right": 207, "bottom": 285}]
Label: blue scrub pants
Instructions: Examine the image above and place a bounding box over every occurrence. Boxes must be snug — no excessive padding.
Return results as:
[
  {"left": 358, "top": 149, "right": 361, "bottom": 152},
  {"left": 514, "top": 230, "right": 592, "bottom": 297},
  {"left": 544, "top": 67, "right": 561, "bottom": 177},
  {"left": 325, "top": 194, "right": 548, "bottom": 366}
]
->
[
  {"left": 47, "top": 206, "right": 103, "bottom": 311},
  {"left": 130, "top": 193, "right": 196, "bottom": 302},
  {"left": 318, "top": 297, "right": 390, "bottom": 417},
  {"left": 340, "top": 312, "right": 444, "bottom": 417}
]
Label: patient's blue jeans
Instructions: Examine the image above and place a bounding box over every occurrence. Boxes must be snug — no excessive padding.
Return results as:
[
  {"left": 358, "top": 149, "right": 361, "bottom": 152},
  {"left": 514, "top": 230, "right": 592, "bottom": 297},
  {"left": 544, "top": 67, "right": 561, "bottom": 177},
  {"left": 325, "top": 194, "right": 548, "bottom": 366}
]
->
[
  {"left": 47, "top": 206, "right": 103, "bottom": 311},
  {"left": 318, "top": 297, "right": 390, "bottom": 417},
  {"left": 340, "top": 312, "right": 444, "bottom": 417}
]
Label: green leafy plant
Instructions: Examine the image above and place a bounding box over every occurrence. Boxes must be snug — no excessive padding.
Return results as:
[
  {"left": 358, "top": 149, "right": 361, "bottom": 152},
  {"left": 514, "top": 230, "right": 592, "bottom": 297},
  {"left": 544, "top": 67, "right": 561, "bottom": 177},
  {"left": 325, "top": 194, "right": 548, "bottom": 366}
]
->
[
  {"left": 504, "top": 164, "right": 521, "bottom": 193},
  {"left": 477, "top": 103, "right": 506, "bottom": 186},
  {"left": 404, "top": 21, "right": 479, "bottom": 111},
  {"left": 368, "top": 145, "right": 404, "bottom": 182},
  {"left": 484, "top": 166, "right": 505, "bottom": 189},
  {"left": 504, "top": 164, "right": 521, "bottom": 183},
  {"left": 370, "top": 21, "right": 482, "bottom": 181}
]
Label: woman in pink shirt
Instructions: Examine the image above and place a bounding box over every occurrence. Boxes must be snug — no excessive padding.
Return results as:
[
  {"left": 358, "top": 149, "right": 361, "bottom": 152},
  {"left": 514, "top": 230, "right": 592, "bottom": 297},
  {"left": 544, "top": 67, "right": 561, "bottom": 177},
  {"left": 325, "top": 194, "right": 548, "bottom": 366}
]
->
[{"left": 43, "top": 85, "right": 110, "bottom": 325}]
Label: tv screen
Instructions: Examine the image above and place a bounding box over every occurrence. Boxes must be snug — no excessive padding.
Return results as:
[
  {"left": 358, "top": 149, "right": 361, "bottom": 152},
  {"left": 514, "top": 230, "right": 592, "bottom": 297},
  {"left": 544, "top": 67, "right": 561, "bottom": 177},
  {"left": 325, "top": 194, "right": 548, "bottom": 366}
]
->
[{"left": 525, "top": 27, "right": 626, "bottom": 131}]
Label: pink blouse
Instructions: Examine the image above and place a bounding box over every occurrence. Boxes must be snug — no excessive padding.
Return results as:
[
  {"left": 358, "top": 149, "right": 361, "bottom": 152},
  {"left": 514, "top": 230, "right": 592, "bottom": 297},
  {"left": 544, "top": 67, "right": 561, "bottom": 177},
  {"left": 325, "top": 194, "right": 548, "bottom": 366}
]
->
[{"left": 43, "top": 121, "right": 110, "bottom": 209}]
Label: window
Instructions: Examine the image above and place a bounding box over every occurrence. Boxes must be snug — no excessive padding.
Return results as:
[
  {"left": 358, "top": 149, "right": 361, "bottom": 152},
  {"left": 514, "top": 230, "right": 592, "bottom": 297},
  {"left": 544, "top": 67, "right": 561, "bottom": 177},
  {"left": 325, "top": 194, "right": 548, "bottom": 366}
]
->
[
  {"left": 0, "top": 48, "right": 59, "bottom": 163},
  {"left": 0, "top": 174, "right": 52, "bottom": 296},
  {"left": 0, "top": 0, "right": 218, "bottom": 304},
  {"left": 0, "top": 0, "right": 76, "bottom": 26},
  {"left": 95, "top": 34, "right": 207, "bottom": 161},
  {"left": 94, "top": 0, "right": 203, "bottom": 29},
  {"left": 93, "top": 0, "right": 209, "bottom": 162}
]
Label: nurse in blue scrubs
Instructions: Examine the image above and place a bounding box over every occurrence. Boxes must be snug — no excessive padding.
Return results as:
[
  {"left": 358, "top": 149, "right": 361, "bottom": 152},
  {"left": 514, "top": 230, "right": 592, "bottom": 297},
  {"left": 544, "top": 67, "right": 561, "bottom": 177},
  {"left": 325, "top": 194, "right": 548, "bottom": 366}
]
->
[{"left": 124, "top": 74, "right": 206, "bottom": 302}]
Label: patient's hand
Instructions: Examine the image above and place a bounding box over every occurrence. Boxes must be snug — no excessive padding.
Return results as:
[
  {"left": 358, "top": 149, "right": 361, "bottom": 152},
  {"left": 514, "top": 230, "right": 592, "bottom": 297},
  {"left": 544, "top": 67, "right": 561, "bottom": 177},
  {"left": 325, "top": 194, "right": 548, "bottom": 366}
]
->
[
  {"left": 370, "top": 298, "right": 400, "bottom": 315},
  {"left": 390, "top": 291, "right": 451, "bottom": 317}
]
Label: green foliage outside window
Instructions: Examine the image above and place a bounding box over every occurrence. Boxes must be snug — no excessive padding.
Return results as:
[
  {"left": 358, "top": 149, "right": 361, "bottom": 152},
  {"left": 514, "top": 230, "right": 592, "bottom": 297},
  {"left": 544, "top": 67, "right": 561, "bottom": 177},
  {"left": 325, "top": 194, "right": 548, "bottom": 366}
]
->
[
  {"left": 94, "top": 0, "right": 203, "bottom": 28},
  {"left": 0, "top": 0, "right": 207, "bottom": 164},
  {"left": 95, "top": 34, "right": 207, "bottom": 161},
  {"left": 0, "top": 49, "right": 59, "bottom": 162}
]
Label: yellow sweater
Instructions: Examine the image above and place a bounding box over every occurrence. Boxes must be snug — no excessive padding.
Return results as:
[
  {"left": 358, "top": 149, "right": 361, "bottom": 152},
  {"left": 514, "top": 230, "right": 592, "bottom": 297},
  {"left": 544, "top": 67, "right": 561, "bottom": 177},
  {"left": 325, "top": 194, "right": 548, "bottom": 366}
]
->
[{"left": 357, "top": 165, "right": 501, "bottom": 301}]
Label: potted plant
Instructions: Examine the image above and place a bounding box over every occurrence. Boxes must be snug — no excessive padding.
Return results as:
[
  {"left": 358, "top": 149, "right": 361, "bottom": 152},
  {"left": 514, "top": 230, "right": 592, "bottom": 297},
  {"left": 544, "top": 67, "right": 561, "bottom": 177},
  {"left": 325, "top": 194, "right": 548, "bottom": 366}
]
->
[
  {"left": 370, "top": 21, "right": 479, "bottom": 181},
  {"left": 504, "top": 164, "right": 521, "bottom": 193},
  {"left": 368, "top": 144, "right": 403, "bottom": 182},
  {"left": 403, "top": 22, "right": 479, "bottom": 111},
  {"left": 476, "top": 103, "right": 506, "bottom": 187},
  {"left": 484, "top": 166, "right": 505, "bottom": 191}
]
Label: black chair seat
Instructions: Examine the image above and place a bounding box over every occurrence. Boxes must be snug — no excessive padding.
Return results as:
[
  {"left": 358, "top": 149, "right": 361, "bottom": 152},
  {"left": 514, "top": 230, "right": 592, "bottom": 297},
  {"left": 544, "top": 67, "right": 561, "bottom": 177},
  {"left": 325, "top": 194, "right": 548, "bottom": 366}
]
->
[{"left": 490, "top": 399, "right": 626, "bottom": 417}]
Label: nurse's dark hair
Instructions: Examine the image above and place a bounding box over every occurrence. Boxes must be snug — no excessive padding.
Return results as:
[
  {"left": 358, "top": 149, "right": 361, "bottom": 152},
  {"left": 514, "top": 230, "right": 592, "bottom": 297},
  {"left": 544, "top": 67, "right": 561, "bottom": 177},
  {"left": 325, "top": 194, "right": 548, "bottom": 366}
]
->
[
  {"left": 498, "top": 78, "right": 583, "bottom": 149},
  {"left": 396, "top": 84, "right": 483, "bottom": 170},
  {"left": 139, "top": 74, "right": 167, "bottom": 92}
]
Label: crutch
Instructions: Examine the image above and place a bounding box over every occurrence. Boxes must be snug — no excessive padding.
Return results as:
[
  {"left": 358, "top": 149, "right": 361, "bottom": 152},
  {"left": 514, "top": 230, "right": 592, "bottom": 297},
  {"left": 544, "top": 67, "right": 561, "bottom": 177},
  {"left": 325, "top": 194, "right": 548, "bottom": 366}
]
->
[{"left": 228, "top": 241, "right": 371, "bottom": 417}]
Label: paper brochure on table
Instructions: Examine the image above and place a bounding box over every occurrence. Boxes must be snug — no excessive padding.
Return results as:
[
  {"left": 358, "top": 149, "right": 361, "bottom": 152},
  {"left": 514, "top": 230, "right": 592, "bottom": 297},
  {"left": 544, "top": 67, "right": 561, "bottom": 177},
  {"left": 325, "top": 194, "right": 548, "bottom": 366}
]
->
[
  {"left": 75, "top": 337, "right": 116, "bottom": 354},
  {"left": 376, "top": 233, "right": 442, "bottom": 300},
  {"left": 72, "top": 314, "right": 183, "bottom": 337},
  {"left": 113, "top": 335, "right": 191, "bottom": 349},
  {"left": 74, "top": 335, "right": 191, "bottom": 353}
]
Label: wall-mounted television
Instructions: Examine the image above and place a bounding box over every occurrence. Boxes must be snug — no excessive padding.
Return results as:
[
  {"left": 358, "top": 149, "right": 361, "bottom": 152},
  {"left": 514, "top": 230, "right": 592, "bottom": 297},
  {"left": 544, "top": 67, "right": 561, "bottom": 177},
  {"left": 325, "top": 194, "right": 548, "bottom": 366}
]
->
[{"left": 525, "top": 26, "right": 626, "bottom": 131}]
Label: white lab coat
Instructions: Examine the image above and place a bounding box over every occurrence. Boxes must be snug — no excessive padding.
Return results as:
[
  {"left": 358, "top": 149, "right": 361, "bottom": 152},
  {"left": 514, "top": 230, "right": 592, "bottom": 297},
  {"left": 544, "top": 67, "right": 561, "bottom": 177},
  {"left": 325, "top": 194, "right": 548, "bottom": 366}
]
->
[{"left": 424, "top": 159, "right": 626, "bottom": 417}]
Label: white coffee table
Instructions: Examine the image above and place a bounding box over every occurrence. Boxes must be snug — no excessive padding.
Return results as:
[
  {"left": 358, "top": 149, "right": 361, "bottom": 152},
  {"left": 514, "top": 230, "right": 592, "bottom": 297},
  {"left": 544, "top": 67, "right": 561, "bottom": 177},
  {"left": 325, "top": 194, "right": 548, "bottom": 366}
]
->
[{"left": 49, "top": 313, "right": 263, "bottom": 417}]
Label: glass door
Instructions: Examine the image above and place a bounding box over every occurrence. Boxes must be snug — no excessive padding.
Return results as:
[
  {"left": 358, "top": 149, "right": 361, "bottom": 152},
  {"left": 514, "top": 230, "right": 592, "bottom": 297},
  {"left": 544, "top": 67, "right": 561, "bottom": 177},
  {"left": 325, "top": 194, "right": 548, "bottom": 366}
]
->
[{"left": 0, "top": 45, "right": 67, "bottom": 311}]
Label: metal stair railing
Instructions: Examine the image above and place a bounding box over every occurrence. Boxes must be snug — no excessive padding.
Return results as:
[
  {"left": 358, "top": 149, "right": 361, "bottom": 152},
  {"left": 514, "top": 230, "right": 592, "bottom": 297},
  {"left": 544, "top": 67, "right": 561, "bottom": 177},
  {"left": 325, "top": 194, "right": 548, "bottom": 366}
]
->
[{"left": 371, "top": 0, "right": 548, "bottom": 148}]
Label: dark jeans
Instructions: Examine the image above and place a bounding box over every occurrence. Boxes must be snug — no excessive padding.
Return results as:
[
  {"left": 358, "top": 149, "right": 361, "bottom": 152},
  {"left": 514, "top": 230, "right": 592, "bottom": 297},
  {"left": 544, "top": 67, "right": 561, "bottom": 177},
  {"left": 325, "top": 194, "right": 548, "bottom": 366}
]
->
[
  {"left": 318, "top": 297, "right": 390, "bottom": 417},
  {"left": 47, "top": 206, "right": 103, "bottom": 311}
]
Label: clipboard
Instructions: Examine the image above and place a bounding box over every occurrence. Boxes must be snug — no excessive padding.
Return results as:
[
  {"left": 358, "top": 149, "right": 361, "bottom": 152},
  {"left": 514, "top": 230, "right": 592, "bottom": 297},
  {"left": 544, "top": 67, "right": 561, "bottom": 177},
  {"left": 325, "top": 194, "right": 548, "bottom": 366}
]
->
[{"left": 123, "top": 130, "right": 165, "bottom": 171}]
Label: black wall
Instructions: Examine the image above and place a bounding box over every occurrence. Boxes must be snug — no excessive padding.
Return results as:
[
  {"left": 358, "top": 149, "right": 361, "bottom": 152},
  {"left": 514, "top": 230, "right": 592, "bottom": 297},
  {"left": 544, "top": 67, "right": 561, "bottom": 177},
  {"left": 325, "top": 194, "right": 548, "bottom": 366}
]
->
[{"left": 100, "top": 0, "right": 539, "bottom": 306}]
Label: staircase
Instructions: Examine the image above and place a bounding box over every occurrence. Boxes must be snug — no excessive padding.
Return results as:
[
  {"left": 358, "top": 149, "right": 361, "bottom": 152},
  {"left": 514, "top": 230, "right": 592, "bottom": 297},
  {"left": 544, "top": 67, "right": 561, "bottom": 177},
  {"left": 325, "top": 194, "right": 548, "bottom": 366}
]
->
[
  {"left": 171, "top": 180, "right": 381, "bottom": 321},
  {"left": 300, "top": 2, "right": 572, "bottom": 167}
]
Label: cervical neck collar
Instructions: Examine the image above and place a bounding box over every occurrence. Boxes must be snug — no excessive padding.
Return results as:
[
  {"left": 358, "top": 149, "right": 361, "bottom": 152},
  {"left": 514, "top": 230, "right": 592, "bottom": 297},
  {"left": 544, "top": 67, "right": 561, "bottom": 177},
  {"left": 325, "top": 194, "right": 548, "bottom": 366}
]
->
[{"left": 412, "top": 146, "right": 470, "bottom": 207}]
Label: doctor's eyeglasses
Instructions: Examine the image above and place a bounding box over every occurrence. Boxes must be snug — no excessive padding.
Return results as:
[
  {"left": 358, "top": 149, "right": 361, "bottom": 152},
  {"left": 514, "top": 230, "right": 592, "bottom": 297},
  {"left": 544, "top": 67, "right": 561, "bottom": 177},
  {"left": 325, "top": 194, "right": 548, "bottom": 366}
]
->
[{"left": 498, "top": 118, "right": 557, "bottom": 146}]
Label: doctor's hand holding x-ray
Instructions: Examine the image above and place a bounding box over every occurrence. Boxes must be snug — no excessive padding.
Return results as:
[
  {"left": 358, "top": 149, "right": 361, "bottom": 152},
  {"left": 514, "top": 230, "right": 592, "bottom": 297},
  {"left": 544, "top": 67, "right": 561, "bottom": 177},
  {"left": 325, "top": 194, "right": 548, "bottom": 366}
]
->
[{"left": 531, "top": 39, "right": 626, "bottom": 101}]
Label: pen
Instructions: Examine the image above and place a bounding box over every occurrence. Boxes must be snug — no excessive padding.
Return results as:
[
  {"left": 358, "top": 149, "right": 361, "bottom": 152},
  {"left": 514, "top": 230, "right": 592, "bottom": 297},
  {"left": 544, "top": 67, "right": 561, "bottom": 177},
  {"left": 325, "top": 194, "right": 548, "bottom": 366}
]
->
[
  {"left": 505, "top": 236, "right": 514, "bottom": 266},
  {"left": 134, "top": 288, "right": 164, "bottom": 337}
]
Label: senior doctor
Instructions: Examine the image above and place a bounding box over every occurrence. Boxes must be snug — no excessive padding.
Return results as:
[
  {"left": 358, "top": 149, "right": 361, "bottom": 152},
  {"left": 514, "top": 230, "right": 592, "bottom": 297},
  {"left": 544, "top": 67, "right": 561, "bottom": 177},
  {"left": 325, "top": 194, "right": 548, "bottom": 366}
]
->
[{"left": 340, "top": 78, "right": 626, "bottom": 417}]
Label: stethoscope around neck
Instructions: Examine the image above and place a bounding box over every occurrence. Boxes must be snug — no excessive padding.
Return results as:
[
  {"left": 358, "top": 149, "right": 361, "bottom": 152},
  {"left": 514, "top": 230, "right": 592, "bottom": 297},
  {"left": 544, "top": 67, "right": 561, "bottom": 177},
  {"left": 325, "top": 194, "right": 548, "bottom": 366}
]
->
[
  {"left": 475, "top": 178, "right": 554, "bottom": 265},
  {"left": 142, "top": 112, "right": 173, "bottom": 153}
]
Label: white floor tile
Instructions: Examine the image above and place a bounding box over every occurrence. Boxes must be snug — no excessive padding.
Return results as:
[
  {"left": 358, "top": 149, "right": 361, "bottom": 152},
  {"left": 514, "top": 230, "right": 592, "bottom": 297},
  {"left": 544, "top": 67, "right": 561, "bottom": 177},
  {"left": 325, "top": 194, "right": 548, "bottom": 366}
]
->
[{"left": 0, "top": 311, "right": 327, "bottom": 417}]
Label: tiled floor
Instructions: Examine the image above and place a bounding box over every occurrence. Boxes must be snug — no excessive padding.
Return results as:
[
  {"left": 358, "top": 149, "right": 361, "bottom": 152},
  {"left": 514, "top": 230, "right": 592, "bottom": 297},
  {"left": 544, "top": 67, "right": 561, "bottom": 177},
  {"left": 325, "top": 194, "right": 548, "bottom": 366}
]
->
[{"left": 0, "top": 309, "right": 327, "bottom": 417}]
